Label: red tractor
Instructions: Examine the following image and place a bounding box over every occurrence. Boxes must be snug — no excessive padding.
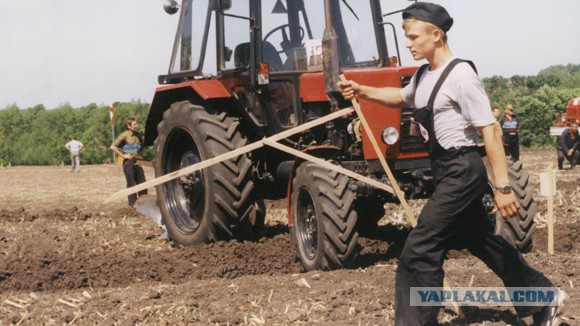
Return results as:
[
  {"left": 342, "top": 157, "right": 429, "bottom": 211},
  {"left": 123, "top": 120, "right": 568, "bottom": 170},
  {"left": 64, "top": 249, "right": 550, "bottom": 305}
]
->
[
  {"left": 551, "top": 97, "right": 580, "bottom": 136},
  {"left": 144, "top": 0, "right": 536, "bottom": 271}
]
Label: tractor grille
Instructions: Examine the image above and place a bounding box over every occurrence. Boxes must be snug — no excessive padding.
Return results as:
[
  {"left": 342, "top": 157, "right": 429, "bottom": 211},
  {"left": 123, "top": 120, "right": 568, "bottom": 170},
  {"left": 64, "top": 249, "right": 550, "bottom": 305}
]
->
[{"left": 400, "top": 108, "right": 427, "bottom": 153}]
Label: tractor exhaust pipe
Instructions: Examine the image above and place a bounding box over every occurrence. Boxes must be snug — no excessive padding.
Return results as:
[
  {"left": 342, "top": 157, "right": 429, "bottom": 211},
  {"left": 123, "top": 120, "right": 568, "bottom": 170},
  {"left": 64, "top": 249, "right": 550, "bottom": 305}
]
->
[{"left": 322, "top": 0, "right": 340, "bottom": 110}]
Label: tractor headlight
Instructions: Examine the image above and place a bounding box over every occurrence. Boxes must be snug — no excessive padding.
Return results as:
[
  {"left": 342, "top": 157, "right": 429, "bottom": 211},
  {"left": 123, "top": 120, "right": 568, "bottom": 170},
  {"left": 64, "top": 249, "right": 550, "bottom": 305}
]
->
[{"left": 381, "top": 126, "right": 399, "bottom": 145}]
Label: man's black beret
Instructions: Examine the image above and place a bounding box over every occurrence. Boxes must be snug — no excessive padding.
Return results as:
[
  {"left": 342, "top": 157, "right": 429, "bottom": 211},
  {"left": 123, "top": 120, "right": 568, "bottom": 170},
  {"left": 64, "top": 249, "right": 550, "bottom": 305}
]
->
[{"left": 402, "top": 2, "right": 453, "bottom": 33}]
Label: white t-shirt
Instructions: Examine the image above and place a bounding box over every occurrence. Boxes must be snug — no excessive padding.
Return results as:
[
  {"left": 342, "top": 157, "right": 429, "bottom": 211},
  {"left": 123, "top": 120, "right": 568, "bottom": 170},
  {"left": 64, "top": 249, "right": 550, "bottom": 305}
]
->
[
  {"left": 66, "top": 140, "right": 83, "bottom": 154},
  {"left": 400, "top": 58, "right": 495, "bottom": 150}
]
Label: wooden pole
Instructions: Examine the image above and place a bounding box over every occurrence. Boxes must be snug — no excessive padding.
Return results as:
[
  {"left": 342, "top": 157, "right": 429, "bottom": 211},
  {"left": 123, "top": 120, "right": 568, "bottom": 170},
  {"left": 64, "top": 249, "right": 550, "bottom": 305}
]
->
[
  {"left": 111, "top": 123, "right": 116, "bottom": 164},
  {"left": 339, "top": 75, "right": 416, "bottom": 226},
  {"left": 104, "top": 107, "right": 357, "bottom": 203},
  {"left": 443, "top": 278, "right": 464, "bottom": 319},
  {"left": 263, "top": 139, "right": 394, "bottom": 194},
  {"left": 547, "top": 162, "right": 554, "bottom": 255}
]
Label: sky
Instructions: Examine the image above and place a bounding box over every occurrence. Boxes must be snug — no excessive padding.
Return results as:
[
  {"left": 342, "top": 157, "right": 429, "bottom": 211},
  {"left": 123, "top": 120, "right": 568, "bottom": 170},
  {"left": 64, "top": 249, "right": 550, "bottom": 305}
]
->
[{"left": 1, "top": 0, "right": 579, "bottom": 110}]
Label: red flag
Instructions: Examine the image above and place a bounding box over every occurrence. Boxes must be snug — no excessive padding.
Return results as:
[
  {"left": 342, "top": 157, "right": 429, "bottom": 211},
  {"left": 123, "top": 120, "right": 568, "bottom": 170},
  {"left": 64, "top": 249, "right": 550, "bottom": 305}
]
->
[{"left": 109, "top": 105, "right": 115, "bottom": 126}]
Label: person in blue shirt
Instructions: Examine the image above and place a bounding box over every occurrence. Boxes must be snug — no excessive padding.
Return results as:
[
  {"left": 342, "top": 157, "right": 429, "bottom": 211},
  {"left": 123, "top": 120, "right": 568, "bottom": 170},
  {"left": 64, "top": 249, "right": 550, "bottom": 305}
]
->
[
  {"left": 500, "top": 104, "right": 520, "bottom": 161},
  {"left": 110, "top": 117, "right": 147, "bottom": 207}
]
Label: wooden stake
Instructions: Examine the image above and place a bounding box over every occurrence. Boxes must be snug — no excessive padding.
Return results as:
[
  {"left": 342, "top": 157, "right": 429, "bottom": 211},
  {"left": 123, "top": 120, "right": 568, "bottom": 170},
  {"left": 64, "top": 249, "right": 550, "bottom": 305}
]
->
[
  {"left": 547, "top": 162, "right": 554, "bottom": 255},
  {"left": 443, "top": 278, "right": 464, "bottom": 319},
  {"left": 339, "top": 75, "right": 416, "bottom": 227}
]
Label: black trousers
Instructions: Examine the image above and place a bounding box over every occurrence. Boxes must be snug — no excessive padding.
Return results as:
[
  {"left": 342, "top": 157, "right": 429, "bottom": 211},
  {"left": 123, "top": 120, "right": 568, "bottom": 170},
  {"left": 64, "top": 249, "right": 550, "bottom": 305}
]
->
[
  {"left": 557, "top": 148, "right": 579, "bottom": 169},
  {"left": 123, "top": 158, "right": 147, "bottom": 207},
  {"left": 394, "top": 150, "right": 552, "bottom": 326},
  {"left": 503, "top": 135, "right": 520, "bottom": 161}
]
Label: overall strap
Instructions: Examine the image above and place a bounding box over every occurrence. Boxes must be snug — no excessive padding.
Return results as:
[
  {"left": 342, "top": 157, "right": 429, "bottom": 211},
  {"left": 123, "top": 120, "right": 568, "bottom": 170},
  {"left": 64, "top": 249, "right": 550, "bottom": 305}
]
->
[
  {"left": 413, "top": 58, "right": 477, "bottom": 158},
  {"left": 427, "top": 58, "right": 477, "bottom": 109},
  {"left": 414, "top": 63, "right": 430, "bottom": 89}
]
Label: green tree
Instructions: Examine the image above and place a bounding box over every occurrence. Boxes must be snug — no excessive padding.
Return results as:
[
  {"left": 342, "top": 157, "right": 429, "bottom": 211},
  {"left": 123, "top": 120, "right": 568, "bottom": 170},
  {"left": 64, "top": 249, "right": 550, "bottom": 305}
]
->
[
  {"left": 0, "top": 105, "right": 23, "bottom": 165},
  {"left": 517, "top": 86, "right": 576, "bottom": 147}
]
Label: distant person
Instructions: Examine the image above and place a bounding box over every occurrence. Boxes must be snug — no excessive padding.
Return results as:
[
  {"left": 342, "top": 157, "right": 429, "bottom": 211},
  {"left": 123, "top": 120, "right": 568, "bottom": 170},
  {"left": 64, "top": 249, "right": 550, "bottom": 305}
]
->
[
  {"left": 64, "top": 135, "right": 84, "bottom": 173},
  {"left": 491, "top": 106, "right": 503, "bottom": 138},
  {"left": 556, "top": 121, "right": 579, "bottom": 170},
  {"left": 110, "top": 117, "right": 147, "bottom": 207},
  {"left": 500, "top": 104, "right": 520, "bottom": 161}
]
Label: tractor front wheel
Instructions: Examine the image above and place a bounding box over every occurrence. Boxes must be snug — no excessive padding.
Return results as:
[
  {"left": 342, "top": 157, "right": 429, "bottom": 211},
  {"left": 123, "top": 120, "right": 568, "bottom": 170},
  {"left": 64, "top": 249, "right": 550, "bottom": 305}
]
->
[{"left": 290, "top": 161, "right": 359, "bottom": 271}]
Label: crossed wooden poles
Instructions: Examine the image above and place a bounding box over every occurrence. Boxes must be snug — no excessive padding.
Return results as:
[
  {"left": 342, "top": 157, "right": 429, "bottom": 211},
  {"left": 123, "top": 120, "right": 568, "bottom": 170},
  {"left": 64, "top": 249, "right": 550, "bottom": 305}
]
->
[{"left": 105, "top": 75, "right": 463, "bottom": 317}]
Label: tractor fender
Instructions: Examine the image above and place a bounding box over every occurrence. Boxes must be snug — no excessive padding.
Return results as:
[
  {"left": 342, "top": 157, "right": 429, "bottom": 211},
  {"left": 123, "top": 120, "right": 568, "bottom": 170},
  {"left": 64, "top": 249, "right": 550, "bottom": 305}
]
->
[
  {"left": 285, "top": 145, "right": 342, "bottom": 226},
  {"left": 144, "top": 80, "right": 237, "bottom": 146}
]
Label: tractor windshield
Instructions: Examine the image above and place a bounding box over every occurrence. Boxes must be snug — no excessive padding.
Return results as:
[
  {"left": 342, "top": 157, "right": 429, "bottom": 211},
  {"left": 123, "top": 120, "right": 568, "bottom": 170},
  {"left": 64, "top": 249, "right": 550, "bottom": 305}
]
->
[{"left": 260, "top": 0, "right": 379, "bottom": 72}]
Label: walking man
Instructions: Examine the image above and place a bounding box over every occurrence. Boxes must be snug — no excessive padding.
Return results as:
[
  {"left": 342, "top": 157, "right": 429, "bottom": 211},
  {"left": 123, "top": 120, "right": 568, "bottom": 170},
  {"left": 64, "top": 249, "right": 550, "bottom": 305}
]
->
[
  {"left": 337, "top": 3, "right": 563, "bottom": 325},
  {"left": 65, "top": 134, "right": 84, "bottom": 172},
  {"left": 110, "top": 117, "right": 148, "bottom": 207},
  {"left": 500, "top": 104, "right": 520, "bottom": 161},
  {"left": 557, "top": 121, "right": 579, "bottom": 169}
]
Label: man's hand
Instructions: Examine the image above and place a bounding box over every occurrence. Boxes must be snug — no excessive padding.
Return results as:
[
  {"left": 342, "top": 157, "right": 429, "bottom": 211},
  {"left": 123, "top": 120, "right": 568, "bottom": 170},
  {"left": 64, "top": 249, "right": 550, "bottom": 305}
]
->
[
  {"left": 567, "top": 148, "right": 574, "bottom": 157},
  {"left": 337, "top": 80, "right": 361, "bottom": 100},
  {"left": 336, "top": 79, "right": 404, "bottom": 108},
  {"left": 494, "top": 191, "right": 520, "bottom": 220},
  {"left": 479, "top": 124, "right": 521, "bottom": 220}
]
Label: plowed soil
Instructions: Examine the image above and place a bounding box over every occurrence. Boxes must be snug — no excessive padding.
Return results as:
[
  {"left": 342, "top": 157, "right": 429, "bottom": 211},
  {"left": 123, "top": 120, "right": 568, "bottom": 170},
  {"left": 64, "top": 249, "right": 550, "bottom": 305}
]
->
[{"left": 0, "top": 148, "right": 578, "bottom": 325}]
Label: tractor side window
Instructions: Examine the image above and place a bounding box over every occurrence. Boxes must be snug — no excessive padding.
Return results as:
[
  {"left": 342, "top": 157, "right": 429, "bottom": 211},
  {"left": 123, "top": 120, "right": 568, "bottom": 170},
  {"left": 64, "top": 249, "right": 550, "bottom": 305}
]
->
[
  {"left": 269, "top": 81, "right": 296, "bottom": 127},
  {"left": 336, "top": 1, "right": 378, "bottom": 67},
  {"left": 170, "top": 0, "right": 217, "bottom": 75},
  {"left": 224, "top": 3, "right": 251, "bottom": 70}
]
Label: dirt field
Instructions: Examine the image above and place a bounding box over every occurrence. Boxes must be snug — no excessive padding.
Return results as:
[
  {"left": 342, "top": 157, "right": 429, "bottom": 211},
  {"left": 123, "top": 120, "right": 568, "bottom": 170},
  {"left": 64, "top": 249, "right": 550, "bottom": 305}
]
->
[{"left": 0, "top": 148, "right": 577, "bottom": 325}]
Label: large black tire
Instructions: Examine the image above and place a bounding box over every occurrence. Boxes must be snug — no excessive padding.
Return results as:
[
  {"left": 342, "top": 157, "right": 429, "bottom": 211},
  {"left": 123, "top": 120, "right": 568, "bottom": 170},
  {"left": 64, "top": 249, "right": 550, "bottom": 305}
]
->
[
  {"left": 483, "top": 158, "right": 537, "bottom": 252},
  {"left": 290, "top": 161, "right": 359, "bottom": 271},
  {"left": 153, "top": 101, "right": 257, "bottom": 245}
]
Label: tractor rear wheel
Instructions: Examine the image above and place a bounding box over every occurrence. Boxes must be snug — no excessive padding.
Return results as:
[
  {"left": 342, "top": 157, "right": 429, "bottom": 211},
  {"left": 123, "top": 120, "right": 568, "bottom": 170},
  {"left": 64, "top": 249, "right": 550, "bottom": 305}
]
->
[
  {"left": 290, "top": 161, "right": 359, "bottom": 271},
  {"left": 153, "top": 101, "right": 257, "bottom": 245},
  {"left": 483, "top": 158, "right": 537, "bottom": 252}
]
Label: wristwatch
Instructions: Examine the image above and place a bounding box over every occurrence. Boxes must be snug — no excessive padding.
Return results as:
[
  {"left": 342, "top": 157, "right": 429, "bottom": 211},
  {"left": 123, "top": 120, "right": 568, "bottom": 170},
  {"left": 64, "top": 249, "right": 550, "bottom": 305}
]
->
[{"left": 494, "top": 185, "right": 512, "bottom": 194}]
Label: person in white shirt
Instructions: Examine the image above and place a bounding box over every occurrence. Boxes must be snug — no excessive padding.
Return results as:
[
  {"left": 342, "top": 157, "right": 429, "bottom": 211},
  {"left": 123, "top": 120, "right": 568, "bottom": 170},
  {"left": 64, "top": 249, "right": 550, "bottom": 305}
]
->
[{"left": 65, "top": 135, "right": 84, "bottom": 172}]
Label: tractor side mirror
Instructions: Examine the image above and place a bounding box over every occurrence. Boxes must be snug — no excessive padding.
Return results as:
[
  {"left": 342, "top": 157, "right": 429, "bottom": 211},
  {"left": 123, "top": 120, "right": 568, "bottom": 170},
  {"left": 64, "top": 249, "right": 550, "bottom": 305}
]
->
[
  {"left": 163, "top": 0, "right": 179, "bottom": 15},
  {"left": 209, "top": 0, "right": 231, "bottom": 11}
]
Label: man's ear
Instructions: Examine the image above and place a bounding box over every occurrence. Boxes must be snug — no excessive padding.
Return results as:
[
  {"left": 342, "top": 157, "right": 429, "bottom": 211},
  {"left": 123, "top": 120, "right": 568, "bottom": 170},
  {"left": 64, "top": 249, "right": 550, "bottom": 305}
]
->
[{"left": 432, "top": 28, "right": 444, "bottom": 43}]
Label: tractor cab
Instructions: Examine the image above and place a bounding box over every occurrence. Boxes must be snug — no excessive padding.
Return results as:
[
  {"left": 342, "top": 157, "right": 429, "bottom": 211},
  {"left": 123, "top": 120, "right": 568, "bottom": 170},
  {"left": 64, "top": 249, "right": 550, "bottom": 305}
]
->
[
  {"left": 160, "top": 0, "right": 390, "bottom": 82},
  {"left": 148, "top": 0, "right": 420, "bottom": 160}
]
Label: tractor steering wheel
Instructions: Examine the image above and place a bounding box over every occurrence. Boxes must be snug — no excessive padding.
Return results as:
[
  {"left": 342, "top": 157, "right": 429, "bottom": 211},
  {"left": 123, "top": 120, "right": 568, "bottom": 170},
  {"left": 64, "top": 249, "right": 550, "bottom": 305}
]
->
[{"left": 263, "top": 24, "right": 305, "bottom": 54}]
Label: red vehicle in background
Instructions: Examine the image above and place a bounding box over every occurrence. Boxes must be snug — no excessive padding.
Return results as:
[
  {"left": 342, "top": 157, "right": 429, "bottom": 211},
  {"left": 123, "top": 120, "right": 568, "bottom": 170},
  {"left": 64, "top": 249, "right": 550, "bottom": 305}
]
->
[{"left": 551, "top": 98, "right": 580, "bottom": 136}]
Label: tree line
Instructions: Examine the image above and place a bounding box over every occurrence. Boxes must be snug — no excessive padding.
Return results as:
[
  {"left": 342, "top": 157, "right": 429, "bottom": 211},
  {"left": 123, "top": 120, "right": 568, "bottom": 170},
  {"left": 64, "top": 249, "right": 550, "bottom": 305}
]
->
[
  {"left": 484, "top": 63, "right": 579, "bottom": 147},
  {"left": 0, "top": 101, "right": 151, "bottom": 166},
  {"left": 0, "top": 64, "right": 578, "bottom": 166}
]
